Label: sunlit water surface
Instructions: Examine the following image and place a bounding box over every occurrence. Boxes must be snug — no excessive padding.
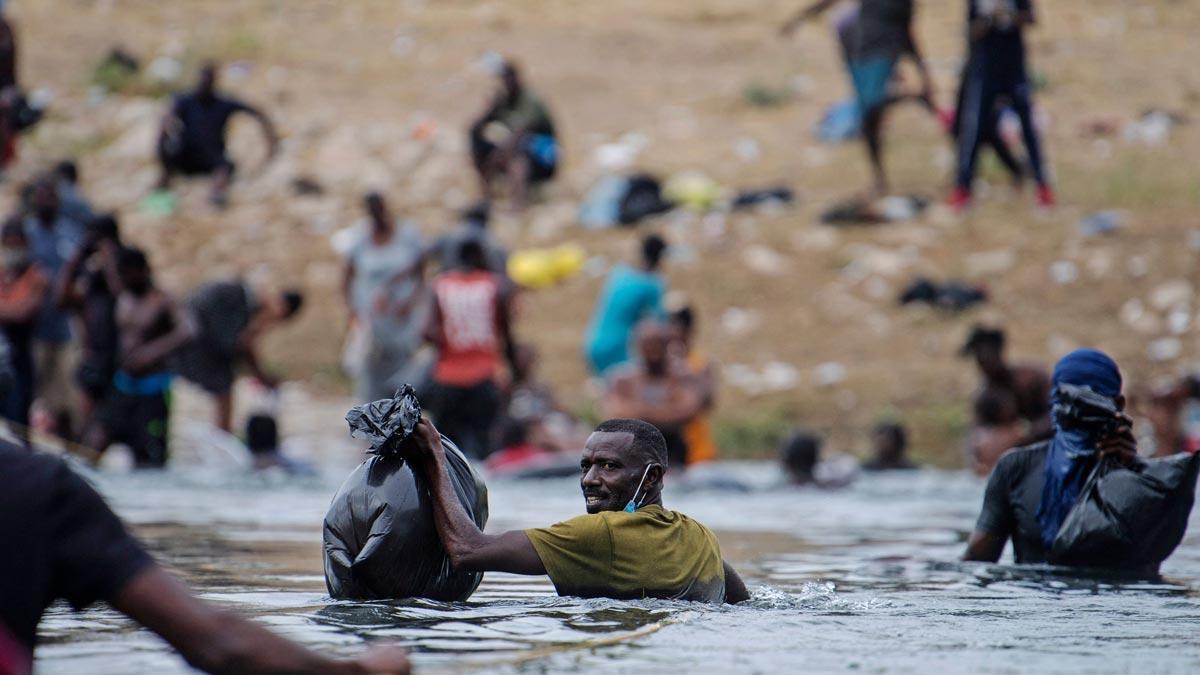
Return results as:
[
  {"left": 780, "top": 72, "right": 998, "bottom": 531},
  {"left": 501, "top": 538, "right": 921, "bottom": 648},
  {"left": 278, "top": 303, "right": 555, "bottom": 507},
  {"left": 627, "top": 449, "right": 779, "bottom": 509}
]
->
[{"left": 35, "top": 452, "right": 1200, "bottom": 673}]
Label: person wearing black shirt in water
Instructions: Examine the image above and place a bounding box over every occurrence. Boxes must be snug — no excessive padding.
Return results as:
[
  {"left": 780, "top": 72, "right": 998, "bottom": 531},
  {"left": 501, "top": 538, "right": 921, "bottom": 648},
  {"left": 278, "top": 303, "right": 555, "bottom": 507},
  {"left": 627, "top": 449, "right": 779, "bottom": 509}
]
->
[{"left": 0, "top": 442, "right": 410, "bottom": 674}]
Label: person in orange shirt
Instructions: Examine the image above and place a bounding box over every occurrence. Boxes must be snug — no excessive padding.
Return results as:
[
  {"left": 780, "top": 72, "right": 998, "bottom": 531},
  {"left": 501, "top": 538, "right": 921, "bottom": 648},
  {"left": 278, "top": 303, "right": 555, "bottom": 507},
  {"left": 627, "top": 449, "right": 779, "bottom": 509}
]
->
[
  {"left": 424, "top": 238, "right": 516, "bottom": 459},
  {"left": 669, "top": 305, "right": 718, "bottom": 464}
]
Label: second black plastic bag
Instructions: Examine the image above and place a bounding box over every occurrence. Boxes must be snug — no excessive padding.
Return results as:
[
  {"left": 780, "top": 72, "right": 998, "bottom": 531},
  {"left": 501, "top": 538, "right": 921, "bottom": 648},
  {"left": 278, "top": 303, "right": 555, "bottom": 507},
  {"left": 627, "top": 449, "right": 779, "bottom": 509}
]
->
[
  {"left": 323, "top": 385, "right": 489, "bottom": 600},
  {"left": 1050, "top": 451, "right": 1200, "bottom": 571}
]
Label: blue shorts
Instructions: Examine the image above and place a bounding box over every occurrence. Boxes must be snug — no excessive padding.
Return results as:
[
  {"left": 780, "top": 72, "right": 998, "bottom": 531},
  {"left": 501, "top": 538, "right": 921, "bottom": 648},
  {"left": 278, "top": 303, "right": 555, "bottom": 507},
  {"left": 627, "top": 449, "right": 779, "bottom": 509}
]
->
[{"left": 849, "top": 56, "right": 897, "bottom": 116}]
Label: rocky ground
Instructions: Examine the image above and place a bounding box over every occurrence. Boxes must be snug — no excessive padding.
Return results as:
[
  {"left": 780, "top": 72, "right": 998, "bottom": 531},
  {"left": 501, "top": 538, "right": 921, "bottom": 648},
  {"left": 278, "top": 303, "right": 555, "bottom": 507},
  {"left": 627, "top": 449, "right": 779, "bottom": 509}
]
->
[{"left": 6, "top": 0, "right": 1200, "bottom": 464}]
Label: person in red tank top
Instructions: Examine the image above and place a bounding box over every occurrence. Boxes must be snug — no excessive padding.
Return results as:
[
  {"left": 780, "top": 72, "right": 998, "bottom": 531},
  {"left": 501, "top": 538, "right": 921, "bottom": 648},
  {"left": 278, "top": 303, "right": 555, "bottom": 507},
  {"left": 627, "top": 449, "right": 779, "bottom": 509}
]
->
[{"left": 425, "top": 238, "right": 516, "bottom": 458}]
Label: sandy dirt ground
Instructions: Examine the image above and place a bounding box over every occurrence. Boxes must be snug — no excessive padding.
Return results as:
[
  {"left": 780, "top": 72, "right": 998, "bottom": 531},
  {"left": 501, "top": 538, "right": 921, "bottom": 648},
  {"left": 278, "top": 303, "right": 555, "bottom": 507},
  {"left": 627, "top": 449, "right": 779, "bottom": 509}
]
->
[{"left": 4, "top": 0, "right": 1200, "bottom": 464}]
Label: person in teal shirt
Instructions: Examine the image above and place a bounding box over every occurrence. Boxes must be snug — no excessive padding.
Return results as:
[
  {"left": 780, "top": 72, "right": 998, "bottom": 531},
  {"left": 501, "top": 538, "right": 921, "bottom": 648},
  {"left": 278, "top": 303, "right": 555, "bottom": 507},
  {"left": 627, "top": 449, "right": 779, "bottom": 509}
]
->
[{"left": 584, "top": 235, "right": 667, "bottom": 376}]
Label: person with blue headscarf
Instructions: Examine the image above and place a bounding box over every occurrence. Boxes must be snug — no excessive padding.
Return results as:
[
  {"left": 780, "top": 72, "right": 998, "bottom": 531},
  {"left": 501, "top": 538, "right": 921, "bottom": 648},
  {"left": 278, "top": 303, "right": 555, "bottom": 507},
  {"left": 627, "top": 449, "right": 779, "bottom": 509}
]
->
[{"left": 963, "top": 348, "right": 1140, "bottom": 564}]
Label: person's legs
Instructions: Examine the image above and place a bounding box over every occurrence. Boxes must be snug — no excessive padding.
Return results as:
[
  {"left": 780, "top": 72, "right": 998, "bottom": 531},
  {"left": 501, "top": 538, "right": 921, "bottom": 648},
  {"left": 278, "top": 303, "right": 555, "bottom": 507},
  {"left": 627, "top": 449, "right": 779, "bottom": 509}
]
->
[
  {"left": 208, "top": 158, "right": 236, "bottom": 207},
  {"left": 982, "top": 113, "right": 1024, "bottom": 186},
  {"left": 1008, "top": 81, "right": 1048, "bottom": 188},
  {"left": 861, "top": 106, "right": 889, "bottom": 196},
  {"left": 953, "top": 62, "right": 998, "bottom": 196},
  {"left": 131, "top": 390, "right": 170, "bottom": 468},
  {"left": 850, "top": 56, "right": 898, "bottom": 196}
]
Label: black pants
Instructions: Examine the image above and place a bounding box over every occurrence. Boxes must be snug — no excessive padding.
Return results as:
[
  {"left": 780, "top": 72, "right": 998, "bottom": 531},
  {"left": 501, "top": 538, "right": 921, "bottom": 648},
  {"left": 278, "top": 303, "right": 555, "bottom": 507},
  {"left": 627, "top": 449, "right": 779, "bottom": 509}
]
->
[
  {"left": 103, "top": 388, "right": 170, "bottom": 468},
  {"left": 426, "top": 380, "right": 500, "bottom": 460},
  {"left": 955, "top": 53, "right": 1047, "bottom": 189}
]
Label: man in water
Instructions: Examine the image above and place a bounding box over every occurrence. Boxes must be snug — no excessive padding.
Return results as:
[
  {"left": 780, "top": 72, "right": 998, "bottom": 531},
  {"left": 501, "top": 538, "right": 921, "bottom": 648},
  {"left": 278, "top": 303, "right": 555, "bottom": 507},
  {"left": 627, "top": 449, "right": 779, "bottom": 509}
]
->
[
  {"left": 782, "top": 0, "right": 937, "bottom": 196},
  {"left": 963, "top": 349, "right": 1137, "bottom": 565},
  {"left": 949, "top": 0, "right": 1054, "bottom": 210},
  {"left": 668, "top": 304, "right": 719, "bottom": 464},
  {"left": 56, "top": 214, "right": 122, "bottom": 444},
  {"left": 407, "top": 415, "right": 749, "bottom": 603},
  {"left": 862, "top": 422, "right": 917, "bottom": 471},
  {"left": 0, "top": 441, "right": 410, "bottom": 674},
  {"left": 91, "top": 248, "right": 194, "bottom": 468},
  {"left": 424, "top": 238, "right": 516, "bottom": 458},
  {"left": 469, "top": 59, "right": 558, "bottom": 208},
  {"left": 604, "top": 320, "right": 706, "bottom": 468},
  {"left": 585, "top": 234, "right": 668, "bottom": 376},
  {"left": 22, "top": 175, "right": 84, "bottom": 438},
  {"left": 156, "top": 62, "right": 278, "bottom": 206},
  {"left": 173, "top": 280, "right": 303, "bottom": 432},
  {"left": 780, "top": 430, "right": 857, "bottom": 487},
  {"left": 962, "top": 325, "right": 1051, "bottom": 448}
]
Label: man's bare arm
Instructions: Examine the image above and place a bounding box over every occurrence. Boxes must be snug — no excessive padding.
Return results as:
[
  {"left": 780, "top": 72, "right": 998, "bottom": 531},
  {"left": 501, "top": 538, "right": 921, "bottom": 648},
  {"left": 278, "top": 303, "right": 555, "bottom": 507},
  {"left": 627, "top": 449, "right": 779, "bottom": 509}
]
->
[
  {"left": 723, "top": 561, "right": 750, "bottom": 604},
  {"left": 112, "top": 566, "right": 410, "bottom": 675},
  {"left": 411, "top": 419, "right": 546, "bottom": 575},
  {"left": 123, "top": 294, "right": 196, "bottom": 374},
  {"left": 962, "top": 530, "right": 1007, "bottom": 563}
]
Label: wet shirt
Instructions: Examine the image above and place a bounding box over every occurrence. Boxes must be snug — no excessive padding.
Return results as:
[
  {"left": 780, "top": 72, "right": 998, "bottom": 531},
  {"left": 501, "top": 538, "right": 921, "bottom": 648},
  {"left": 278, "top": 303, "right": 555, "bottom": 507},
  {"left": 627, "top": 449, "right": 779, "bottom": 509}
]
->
[
  {"left": 23, "top": 215, "right": 83, "bottom": 342},
  {"left": 975, "top": 441, "right": 1055, "bottom": 562},
  {"left": 855, "top": 0, "right": 914, "bottom": 60},
  {"left": 0, "top": 443, "right": 154, "bottom": 659},
  {"left": 525, "top": 504, "right": 726, "bottom": 602},
  {"left": 172, "top": 93, "right": 250, "bottom": 154},
  {"left": 432, "top": 270, "right": 504, "bottom": 387}
]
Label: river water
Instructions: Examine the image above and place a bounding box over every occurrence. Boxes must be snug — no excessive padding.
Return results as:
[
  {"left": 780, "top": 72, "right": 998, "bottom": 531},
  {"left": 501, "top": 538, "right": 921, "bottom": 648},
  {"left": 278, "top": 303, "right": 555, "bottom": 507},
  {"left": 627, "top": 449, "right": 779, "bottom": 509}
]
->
[{"left": 35, "top": 442, "right": 1200, "bottom": 674}]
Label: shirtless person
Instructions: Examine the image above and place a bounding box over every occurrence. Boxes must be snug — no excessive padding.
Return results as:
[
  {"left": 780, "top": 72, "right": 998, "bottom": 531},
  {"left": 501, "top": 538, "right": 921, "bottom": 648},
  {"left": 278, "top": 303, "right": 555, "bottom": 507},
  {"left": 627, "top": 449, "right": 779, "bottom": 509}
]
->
[
  {"left": 961, "top": 325, "right": 1051, "bottom": 474},
  {"left": 91, "top": 248, "right": 194, "bottom": 467},
  {"left": 604, "top": 320, "right": 705, "bottom": 468}
]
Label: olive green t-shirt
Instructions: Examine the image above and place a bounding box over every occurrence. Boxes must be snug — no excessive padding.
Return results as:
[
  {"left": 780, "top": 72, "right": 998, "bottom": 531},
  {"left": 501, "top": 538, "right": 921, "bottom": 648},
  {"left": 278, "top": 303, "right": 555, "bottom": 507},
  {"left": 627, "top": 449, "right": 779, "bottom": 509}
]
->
[{"left": 525, "top": 504, "right": 726, "bottom": 603}]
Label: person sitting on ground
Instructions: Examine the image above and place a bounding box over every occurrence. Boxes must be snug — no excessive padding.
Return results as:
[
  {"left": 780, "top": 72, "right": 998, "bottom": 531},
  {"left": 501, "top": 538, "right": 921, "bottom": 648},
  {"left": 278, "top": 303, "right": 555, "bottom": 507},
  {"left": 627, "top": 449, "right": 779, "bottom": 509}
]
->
[
  {"left": 156, "top": 62, "right": 278, "bottom": 207},
  {"left": 430, "top": 201, "right": 508, "bottom": 276},
  {"left": 863, "top": 421, "right": 917, "bottom": 471},
  {"left": 22, "top": 174, "right": 84, "bottom": 439},
  {"left": 408, "top": 415, "right": 749, "bottom": 603},
  {"left": 962, "top": 325, "right": 1051, "bottom": 444},
  {"left": 783, "top": 0, "right": 938, "bottom": 196},
  {"left": 0, "top": 441, "right": 410, "bottom": 674},
  {"left": 0, "top": 219, "right": 45, "bottom": 433},
  {"left": 90, "top": 248, "right": 194, "bottom": 468},
  {"left": 342, "top": 191, "right": 427, "bottom": 402},
  {"left": 604, "top": 320, "right": 706, "bottom": 469},
  {"left": 668, "top": 303, "right": 719, "bottom": 464},
  {"left": 966, "top": 385, "right": 1025, "bottom": 476},
  {"left": 469, "top": 59, "right": 558, "bottom": 208},
  {"left": 56, "top": 214, "right": 122, "bottom": 445},
  {"left": 963, "top": 349, "right": 1140, "bottom": 567},
  {"left": 424, "top": 238, "right": 516, "bottom": 459},
  {"left": 780, "top": 430, "right": 857, "bottom": 488},
  {"left": 585, "top": 234, "right": 668, "bottom": 376},
  {"left": 172, "top": 280, "right": 303, "bottom": 433}
]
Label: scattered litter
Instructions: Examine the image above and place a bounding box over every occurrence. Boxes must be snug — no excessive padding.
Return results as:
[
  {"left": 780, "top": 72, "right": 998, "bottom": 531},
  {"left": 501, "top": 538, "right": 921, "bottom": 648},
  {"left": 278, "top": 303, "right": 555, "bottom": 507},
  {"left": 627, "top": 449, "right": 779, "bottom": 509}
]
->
[
  {"left": 508, "top": 245, "right": 586, "bottom": 290},
  {"left": 719, "top": 307, "right": 762, "bottom": 337},
  {"left": 898, "top": 278, "right": 987, "bottom": 312},
  {"left": 821, "top": 194, "right": 928, "bottom": 226},
  {"left": 1119, "top": 299, "right": 1159, "bottom": 334},
  {"left": 147, "top": 55, "right": 183, "bottom": 84},
  {"left": 578, "top": 174, "right": 672, "bottom": 229},
  {"left": 225, "top": 61, "right": 254, "bottom": 81},
  {"left": 734, "top": 137, "right": 761, "bottom": 162},
  {"left": 1168, "top": 309, "right": 1191, "bottom": 335},
  {"left": 1148, "top": 337, "right": 1183, "bottom": 363},
  {"left": 139, "top": 190, "right": 177, "bottom": 217},
  {"left": 290, "top": 175, "right": 325, "bottom": 196},
  {"left": 723, "top": 362, "right": 800, "bottom": 396},
  {"left": 814, "top": 362, "right": 847, "bottom": 388},
  {"left": 762, "top": 362, "right": 801, "bottom": 391},
  {"left": 1079, "top": 211, "right": 1123, "bottom": 237},
  {"left": 592, "top": 133, "right": 649, "bottom": 171},
  {"left": 663, "top": 171, "right": 723, "bottom": 212},
  {"left": 1050, "top": 260, "right": 1079, "bottom": 284},
  {"left": 1127, "top": 255, "right": 1149, "bottom": 278},
  {"left": 815, "top": 99, "right": 859, "bottom": 143},
  {"left": 1149, "top": 280, "right": 1192, "bottom": 312},
  {"left": 731, "top": 187, "right": 794, "bottom": 211},
  {"left": 1123, "top": 110, "right": 1186, "bottom": 145},
  {"left": 741, "top": 245, "right": 788, "bottom": 276}
]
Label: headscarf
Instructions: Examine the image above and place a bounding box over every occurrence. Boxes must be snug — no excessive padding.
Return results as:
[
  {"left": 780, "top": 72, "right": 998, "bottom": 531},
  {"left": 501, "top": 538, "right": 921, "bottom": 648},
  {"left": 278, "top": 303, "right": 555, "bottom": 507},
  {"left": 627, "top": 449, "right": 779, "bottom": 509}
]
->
[{"left": 1036, "top": 349, "right": 1123, "bottom": 550}]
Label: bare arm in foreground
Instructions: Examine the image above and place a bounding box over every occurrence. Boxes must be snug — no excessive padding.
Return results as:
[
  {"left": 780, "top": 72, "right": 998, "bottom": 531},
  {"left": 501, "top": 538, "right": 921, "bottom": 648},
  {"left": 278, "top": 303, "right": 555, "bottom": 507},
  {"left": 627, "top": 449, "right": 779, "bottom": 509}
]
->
[{"left": 113, "top": 566, "right": 409, "bottom": 674}]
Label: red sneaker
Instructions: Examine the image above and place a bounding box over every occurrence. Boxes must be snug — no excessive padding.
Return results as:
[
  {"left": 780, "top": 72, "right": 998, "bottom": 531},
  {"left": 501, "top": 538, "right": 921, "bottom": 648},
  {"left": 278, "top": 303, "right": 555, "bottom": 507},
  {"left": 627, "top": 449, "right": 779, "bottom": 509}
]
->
[
  {"left": 1036, "top": 185, "right": 1056, "bottom": 208},
  {"left": 948, "top": 186, "right": 972, "bottom": 212}
]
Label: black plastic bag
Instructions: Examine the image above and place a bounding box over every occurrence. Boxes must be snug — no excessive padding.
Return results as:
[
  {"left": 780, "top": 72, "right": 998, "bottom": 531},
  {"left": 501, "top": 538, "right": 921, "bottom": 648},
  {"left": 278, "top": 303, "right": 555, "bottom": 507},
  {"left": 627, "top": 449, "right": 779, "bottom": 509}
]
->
[
  {"left": 323, "top": 385, "right": 489, "bottom": 600},
  {"left": 1050, "top": 452, "right": 1200, "bottom": 570}
]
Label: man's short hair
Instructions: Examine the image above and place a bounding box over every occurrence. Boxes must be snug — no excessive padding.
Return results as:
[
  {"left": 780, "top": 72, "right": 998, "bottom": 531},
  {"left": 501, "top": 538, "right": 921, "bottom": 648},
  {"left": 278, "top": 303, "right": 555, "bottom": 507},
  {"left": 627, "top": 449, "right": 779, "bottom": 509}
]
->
[
  {"left": 641, "top": 234, "right": 667, "bottom": 269},
  {"left": 781, "top": 430, "right": 821, "bottom": 476},
  {"left": 282, "top": 289, "right": 304, "bottom": 318},
  {"left": 595, "top": 418, "right": 668, "bottom": 467},
  {"left": 960, "top": 325, "right": 1005, "bottom": 357},
  {"left": 54, "top": 160, "right": 79, "bottom": 184},
  {"left": 117, "top": 246, "right": 149, "bottom": 272},
  {"left": 874, "top": 422, "right": 907, "bottom": 452}
]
